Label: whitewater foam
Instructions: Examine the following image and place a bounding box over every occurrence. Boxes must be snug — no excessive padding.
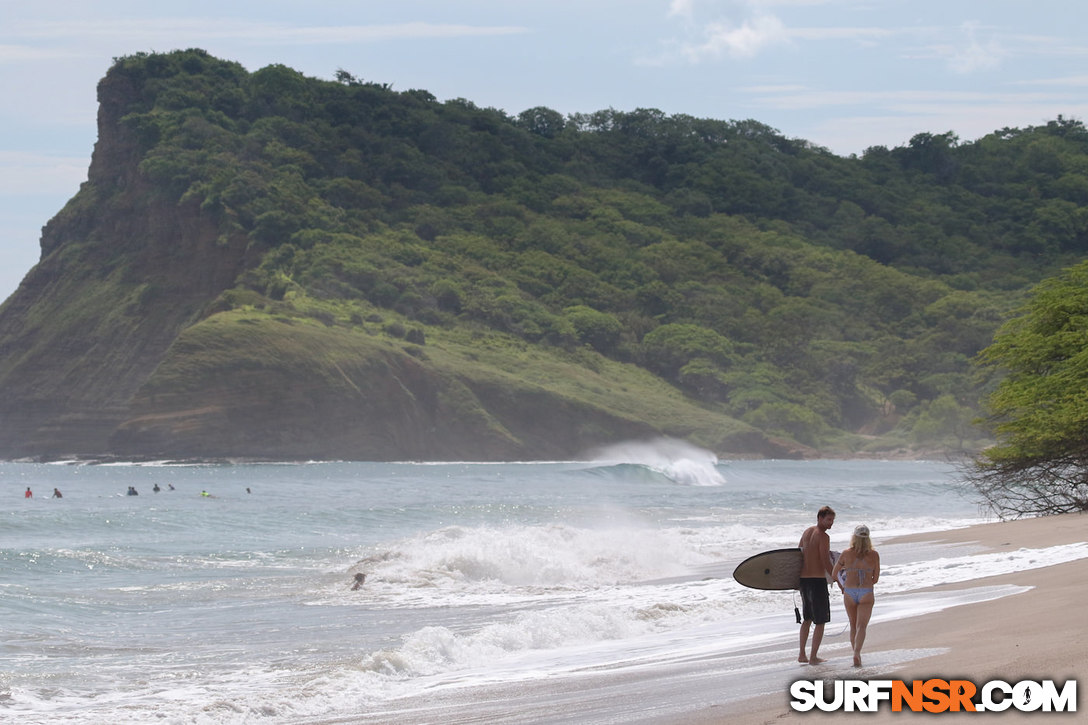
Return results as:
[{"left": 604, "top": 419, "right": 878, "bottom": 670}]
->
[
  {"left": 2, "top": 457, "right": 1042, "bottom": 724},
  {"left": 586, "top": 437, "right": 726, "bottom": 486}
]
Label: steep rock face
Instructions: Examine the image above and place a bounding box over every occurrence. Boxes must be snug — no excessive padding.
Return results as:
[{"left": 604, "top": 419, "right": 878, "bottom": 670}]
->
[
  {"left": 0, "top": 184, "right": 660, "bottom": 460},
  {"left": 0, "top": 72, "right": 254, "bottom": 458}
]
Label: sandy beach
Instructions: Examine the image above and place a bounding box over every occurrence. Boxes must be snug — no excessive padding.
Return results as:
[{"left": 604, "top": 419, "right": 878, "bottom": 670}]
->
[
  {"left": 697, "top": 512, "right": 1088, "bottom": 724},
  {"left": 315, "top": 511, "right": 1087, "bottom": 725}
]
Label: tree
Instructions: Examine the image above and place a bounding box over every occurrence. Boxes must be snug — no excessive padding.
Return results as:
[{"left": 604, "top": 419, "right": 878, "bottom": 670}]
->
[
  {"left": 743, "top": 401, "right": 826, "bottom": 447},
  {"left": 910, "top": 394, "right": 974, "bottom": 449},
  {"left": 517, "top": 106, "right": 566, "bottom": 138},
  {"left": 640, "top": 323, "right": 732, "bottom": 379},
  {"left": 967, "top": 261, "right": 1088, "bottom": 518},
  {"left": 562, "top": 305, "right": 623, "bottom": 353},
  {"left": 334, "top": 69, "right": 358, "bottom": 85}
]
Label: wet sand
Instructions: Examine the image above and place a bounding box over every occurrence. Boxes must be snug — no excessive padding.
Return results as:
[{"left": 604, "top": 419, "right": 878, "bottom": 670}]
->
[
  {"left": 311, "top": 513, "right": 1086, "bottom": 725},
  {"left": 691, "top": 512, "right": 1088, "bottom": 724}
]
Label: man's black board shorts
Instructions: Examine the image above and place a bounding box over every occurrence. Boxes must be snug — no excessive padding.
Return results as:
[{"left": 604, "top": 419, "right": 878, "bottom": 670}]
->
[{"left": 800, "top": 577, "right": 830, "bottom": 624}]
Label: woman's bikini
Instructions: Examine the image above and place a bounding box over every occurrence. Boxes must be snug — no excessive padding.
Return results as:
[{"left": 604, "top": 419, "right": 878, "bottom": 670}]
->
[{"left": 837, "top": 556, "right": 875, "bottom": 604}]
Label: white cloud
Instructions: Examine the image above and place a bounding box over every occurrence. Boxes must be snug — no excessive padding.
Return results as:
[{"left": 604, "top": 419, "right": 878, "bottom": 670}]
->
[
  {"left": 741, "top": 85, "right": 1081, "bottom": 112},
  {"left": 647, "top": 12, "right": 789, "bottom": 66},
  {"left": 0, "top": 44, "right": 85, "bottom": 62},
  {"left": 0, "top": 151, "right": 88, "bottom": 196},
  {"left": 668, "top": 0, "right": 696, "bottom": 20},
  {"left": 786, "top": 26, "right": 891, "bottom": 43},
  {"left": 806, "top": 103, "right": 1080, "bottom": 156},
  {"left": 217, "top": 22, "right": 531, "bottom": 45},
  {"left": 735, "top": 81, "right": 1088, "bottom": 154},
  {"left": 651, "top": 1, "right": 886, "bottom": 66},
  {"left": 747, "top": 0, "right": 840, "bottom": 5},
  {"left": 691, "top": 14, "right": 788, "bottom": 60},
  {"left": 947, "top": 22, "right": 1002, "bottom": 74},
  {"left": 1014, "top": 74, "right": 1088, "bottom": 87},
  {"left": 8, "top": 19, "right": 529, "bottom": 48}
]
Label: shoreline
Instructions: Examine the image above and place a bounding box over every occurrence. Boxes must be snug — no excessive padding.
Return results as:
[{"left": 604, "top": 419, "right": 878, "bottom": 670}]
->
[
  {"left": 697, "top": 511, "right": 1088, "bottom": 724},
  {"left": 311, "top": 511, "right": 1085, "bottom": 725},
  {"left": 4, "top": 449, "right": 975, "bottom": 465}
]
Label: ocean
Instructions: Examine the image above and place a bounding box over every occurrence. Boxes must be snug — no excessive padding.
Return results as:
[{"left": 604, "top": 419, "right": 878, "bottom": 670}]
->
[{"left": 3, "top": 440, "right": 1086, "bottom": 724}]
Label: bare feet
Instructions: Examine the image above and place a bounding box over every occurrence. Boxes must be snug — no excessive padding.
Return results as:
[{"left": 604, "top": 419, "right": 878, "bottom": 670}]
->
[
  {"left": 808, "top": 656, "right": 826, "bottom": 665},
  {"left": 798, "top": 654, "right": 809, "bottom": 663},
  {"left": 853, "top": 654, "right": 862, "bottom": 667}
]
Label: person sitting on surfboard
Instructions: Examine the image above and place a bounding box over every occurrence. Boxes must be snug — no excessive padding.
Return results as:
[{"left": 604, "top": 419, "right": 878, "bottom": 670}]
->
[{"left": 798, "top": 505, "right": 835, "bottom": 665}]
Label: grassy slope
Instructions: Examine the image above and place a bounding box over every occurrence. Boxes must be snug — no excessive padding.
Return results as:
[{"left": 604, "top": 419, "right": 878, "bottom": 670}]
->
[{"left": 116, "top": 308, "right": 760, "bottom": 460}]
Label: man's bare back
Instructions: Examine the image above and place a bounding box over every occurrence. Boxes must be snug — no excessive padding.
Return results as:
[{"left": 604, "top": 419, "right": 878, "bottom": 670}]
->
[{"left": 799, "top": 522, "right": 832, "bottom": 578}]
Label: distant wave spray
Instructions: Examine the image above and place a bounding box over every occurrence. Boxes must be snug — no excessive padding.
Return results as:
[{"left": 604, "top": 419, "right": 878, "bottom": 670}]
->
[{"left": 586, "top": 437, "right": 725, "bottom": 486}]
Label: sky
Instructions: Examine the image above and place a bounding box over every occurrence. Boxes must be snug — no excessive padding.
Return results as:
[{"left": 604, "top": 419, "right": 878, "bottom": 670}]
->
[{"left": 2, "top": 1, "right": 1087, "bottom": 303}]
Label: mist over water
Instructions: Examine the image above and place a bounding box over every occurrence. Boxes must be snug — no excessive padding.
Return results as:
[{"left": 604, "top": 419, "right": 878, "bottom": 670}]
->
[{"left": 2, "top": 451, "right": 1081, "bottom": 723}]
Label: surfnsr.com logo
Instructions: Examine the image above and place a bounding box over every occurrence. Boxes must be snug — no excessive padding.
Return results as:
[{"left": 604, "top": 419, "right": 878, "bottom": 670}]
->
[{"left": 790, "top": 679, "right": 1077, "bottom": 713}]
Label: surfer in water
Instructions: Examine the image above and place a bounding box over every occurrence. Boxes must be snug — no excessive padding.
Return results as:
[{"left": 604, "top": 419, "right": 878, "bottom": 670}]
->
[
  {"left": 832, "top": 524, "right": 880, "bottom": 667},
  {"left": 351, "top": 573, "right": 366, "bottom": 590},
  {"left": 798, "top": 505, "right": 835, "bottom": 664}
]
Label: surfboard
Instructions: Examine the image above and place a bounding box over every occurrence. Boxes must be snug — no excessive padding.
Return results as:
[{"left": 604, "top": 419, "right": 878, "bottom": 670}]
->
[
  {"left": 732, "top": 547, "right": 803, "bottom": 590},
  {"left": 732, "top": 548, "right": 841, "bottom": 590}
]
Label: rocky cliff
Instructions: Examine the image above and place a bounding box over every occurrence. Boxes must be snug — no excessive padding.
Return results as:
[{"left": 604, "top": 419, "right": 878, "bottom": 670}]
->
[
  {"left": 4, "top": 48, "right": 1045, "bottom": 461},
  {"left": 0, "top": 53, "right": 768, "bottom": 461},
  {"left": 0, "top": 70, "right": 250, "bottom": 458}
]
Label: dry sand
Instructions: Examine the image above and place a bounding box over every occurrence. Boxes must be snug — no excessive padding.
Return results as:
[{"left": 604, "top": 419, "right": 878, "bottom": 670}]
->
[{"left": 691, "top": 512, "right": 1088, "bottom": 724}]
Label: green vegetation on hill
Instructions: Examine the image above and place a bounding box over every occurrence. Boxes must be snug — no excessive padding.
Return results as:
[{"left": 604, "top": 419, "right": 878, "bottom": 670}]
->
[{"left": 5, "top": 48, "right": 1088, "bottom": 460}]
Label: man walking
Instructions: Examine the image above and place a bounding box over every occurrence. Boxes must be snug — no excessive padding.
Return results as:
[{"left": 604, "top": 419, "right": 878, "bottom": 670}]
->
[{"left": 798, "top": 505, "right": 835, "bottom": 664}]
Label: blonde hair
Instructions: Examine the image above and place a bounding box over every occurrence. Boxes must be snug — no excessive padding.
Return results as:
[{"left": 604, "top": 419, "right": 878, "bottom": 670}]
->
[{"left": 851, "top": 534, "right": 873, "bottom": 556}]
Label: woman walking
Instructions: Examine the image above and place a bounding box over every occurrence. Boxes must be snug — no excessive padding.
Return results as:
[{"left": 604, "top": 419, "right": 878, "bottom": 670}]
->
[{"left": 832, "top": 524, "right": 880, "bottom": 667}]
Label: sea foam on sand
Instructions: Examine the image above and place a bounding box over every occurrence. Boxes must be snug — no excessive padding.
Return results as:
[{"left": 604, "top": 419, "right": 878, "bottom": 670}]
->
[
  {"left": 698, "top": 511, "right": 1088, "bottom": 725},
  {"left": 312, "top": 513, "right": 1087, "bottom": 725}
]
